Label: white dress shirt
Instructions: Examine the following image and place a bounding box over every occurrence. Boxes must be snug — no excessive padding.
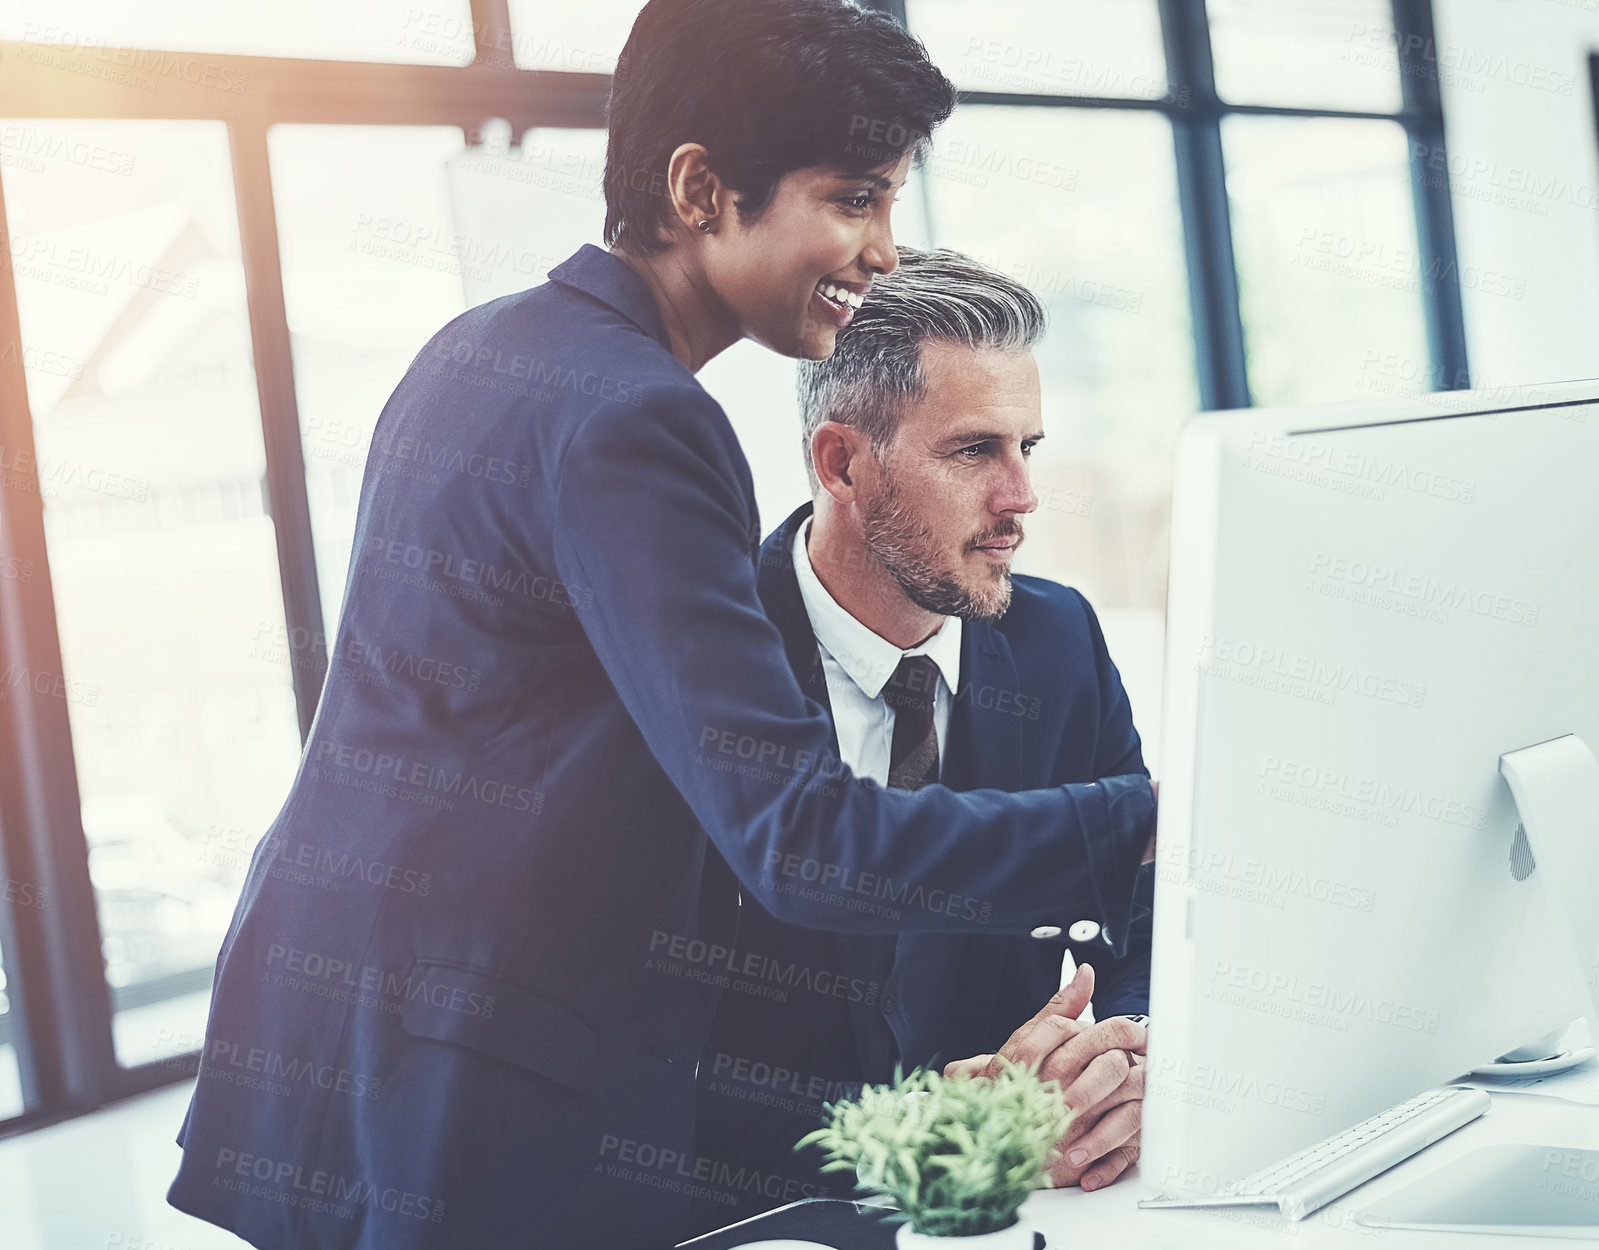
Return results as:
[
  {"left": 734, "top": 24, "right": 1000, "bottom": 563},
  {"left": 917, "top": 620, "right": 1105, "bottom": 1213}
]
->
[{"left": 791, "top": 518, "right": 962, "bottom": 784}]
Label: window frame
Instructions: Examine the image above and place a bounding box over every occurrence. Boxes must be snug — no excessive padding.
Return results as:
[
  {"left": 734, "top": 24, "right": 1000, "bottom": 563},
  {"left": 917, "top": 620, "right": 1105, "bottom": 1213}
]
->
[{"left": 0, "top": 0, "right": 1466, "bottom": 1134}]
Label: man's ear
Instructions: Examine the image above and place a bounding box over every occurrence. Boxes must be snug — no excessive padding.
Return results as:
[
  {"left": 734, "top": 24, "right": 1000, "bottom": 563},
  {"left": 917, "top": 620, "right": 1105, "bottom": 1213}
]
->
[{"left": 811, "top": 422, "right": 866, "bottom": 500}]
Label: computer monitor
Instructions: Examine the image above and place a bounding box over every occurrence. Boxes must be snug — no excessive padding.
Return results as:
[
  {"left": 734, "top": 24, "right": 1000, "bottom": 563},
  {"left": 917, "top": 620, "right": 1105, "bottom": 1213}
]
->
[{"left": 1142, "top": 380, "right": 1599, "bottom": 1198}]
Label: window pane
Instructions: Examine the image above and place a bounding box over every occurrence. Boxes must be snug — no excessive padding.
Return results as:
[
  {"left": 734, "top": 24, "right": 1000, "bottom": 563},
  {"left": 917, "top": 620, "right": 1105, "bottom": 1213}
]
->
[
  {"left": 1, "top": 119, "right": 304, "bottom": 1068},
  {"left": 908, "top": 0, "right": 1169, "bottom": 99},
  {"left": 445, "top": 125, "right": 608, "bottom": 308},
  {"left": 908, "top": 106, "right": 1195, "bottom": 622},
  {"left": 270, "top": 125, "right": 470, "bottom": 634},
  {"left": 0, "top": 0, "right": 474, "bottom": 65},
  {"left": 504, "top": 0, "right": 641, "bottom": 72},
  {"left": 1208, "top": 0, "right": 1403, "bottom": 112},
  {"left": 1225, "top": 117, "right": 1433, "bottom": 406}
]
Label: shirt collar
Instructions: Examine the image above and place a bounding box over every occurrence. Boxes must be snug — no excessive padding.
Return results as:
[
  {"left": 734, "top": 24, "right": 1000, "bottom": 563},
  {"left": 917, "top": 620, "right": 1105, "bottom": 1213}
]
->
[
  {"left": 791, "top": 517, "right": 963, "bottom": 699},
  {"left": 546, "top": 244, "right": 671, "bottom": 352}
]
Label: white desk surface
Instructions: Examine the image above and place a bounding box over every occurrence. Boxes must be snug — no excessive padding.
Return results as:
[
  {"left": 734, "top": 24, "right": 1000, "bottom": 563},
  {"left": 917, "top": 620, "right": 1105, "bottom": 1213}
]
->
[{"left": 1018, "top": 1090, "right": 1599, "bottom": 1248}]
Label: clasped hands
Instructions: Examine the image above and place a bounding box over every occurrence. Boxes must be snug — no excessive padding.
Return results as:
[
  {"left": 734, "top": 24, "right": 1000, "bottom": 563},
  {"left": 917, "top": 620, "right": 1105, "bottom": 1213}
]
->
[{"left": 943, "top": 963, "right": 1145, "bottom": 1192}]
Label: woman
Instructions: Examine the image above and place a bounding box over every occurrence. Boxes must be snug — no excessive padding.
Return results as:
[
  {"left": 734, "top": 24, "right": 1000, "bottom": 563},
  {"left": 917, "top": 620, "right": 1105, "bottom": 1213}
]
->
[{"left": 166, "top": 3, "right": 1156, "bottom": 1248}]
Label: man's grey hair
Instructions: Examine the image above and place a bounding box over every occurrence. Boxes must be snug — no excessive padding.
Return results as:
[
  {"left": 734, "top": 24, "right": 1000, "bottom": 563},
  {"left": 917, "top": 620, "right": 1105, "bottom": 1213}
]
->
[{"left": 795, "top": 246, "right": 1045, "bottom": 492}]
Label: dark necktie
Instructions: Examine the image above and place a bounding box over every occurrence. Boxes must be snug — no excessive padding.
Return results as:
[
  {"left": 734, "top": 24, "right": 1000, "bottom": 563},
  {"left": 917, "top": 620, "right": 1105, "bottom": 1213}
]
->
[{"left": 883, "top": 654, "right": 941, "bottom": 791}]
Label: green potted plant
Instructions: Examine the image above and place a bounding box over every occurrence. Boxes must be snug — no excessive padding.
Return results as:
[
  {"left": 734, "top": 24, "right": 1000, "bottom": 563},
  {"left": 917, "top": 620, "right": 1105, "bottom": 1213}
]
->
[{"left": 796, "top": 1060, "right": 1073, "bottom": 1247}]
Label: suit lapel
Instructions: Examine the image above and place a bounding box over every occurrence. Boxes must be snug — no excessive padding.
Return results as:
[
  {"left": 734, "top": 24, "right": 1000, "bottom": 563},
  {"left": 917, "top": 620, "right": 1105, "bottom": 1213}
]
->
[
  {"left": 945, "top": 620, "right": 1026, "bottom": 793},
  {"left": 756, "top": 503, "right": 835, "bottom": 727}
]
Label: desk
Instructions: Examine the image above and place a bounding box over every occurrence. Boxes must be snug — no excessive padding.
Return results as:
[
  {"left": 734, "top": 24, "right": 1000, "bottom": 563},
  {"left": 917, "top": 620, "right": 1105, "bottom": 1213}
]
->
[
  {"left": 1020, "top": 1090, "right": 1599, "bottom": 1248},
  {"left": 688, "top": 1089, "right": 1599, "bottom": 1247}
]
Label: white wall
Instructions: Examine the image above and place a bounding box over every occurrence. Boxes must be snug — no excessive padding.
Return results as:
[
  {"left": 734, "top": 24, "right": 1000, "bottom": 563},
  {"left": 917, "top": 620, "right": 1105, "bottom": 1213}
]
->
[{"left": 1435, "top": 0, "right": 1599, "bottom": 387}]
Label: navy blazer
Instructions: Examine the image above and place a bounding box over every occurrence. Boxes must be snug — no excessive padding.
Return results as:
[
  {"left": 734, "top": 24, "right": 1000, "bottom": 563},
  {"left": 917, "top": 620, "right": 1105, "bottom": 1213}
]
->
[
  {"left": 753, "top": 502, "right": 1153, "bottom": 1079},
  {"left": 166, "top": 244, "right": 1156, "bottom": 1250}
]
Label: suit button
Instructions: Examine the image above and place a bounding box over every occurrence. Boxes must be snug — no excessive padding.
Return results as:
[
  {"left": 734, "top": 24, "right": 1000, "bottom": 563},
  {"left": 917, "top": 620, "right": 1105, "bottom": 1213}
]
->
[
  {"left": 1030, "top": 925, "right": 1062, "bottom": 940},
  {"left": 1068, "top": 920, "right": 1101, "bottom": 943}
]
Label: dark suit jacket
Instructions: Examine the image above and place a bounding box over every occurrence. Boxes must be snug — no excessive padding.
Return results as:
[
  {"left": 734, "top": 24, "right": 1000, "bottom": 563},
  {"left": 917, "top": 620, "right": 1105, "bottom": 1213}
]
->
[
  {"left": 165, "top": 244, "right": 1156, "bottom": 1250},
  {"left": 757, "top": 502, "right": 1153, "bottom": 1072}
]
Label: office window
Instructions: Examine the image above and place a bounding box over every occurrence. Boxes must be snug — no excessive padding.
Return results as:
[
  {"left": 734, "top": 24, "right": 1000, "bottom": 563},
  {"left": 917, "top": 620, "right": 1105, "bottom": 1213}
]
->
[
  {"left": 908, "top": 0, "right": 1169, "bottom": 99},
  {"left": 1208, "top": 0, "right": 1402, "bottom": 112},
  {"left": 1225, "top": 116, "right": 1430, "bottom": 406},
  {"left": 270, "top": 125, "right": 470, "bottom": 634},
  {"left": 504, "top": 0, "right": 644, "bottom": 72},
  {"left": 0, "top": 0, "right": 1467, "bottom": 1128},
  {"left": 0, "top": 0, "right": 475, "bottom": 65},
  {"left": 1, "top": 119, "right": 304, "bottom": 1069}
]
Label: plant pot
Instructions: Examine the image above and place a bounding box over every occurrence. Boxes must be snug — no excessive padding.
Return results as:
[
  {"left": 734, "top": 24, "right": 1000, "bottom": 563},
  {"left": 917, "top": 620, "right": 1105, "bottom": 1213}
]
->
[{"left": 894, "top": 1218, "right": 1035, "bottom": 1249}]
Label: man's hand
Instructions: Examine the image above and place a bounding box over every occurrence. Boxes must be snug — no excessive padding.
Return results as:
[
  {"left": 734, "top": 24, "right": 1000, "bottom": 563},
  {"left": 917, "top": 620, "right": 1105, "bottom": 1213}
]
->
[{"left": 943, "top": 963, "right": 1146, "bottom": 1192}]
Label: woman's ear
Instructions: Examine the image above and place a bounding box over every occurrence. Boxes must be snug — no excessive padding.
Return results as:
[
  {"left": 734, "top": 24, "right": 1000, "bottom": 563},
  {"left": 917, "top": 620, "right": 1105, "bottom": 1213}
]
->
[{"left": 664, "top": 142, "right": 723, "bottom": 235}]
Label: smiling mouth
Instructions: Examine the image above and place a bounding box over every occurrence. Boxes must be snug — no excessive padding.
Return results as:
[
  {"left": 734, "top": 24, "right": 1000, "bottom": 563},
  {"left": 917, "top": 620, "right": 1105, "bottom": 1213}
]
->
[{"left": 815, "top": 281, "right": 864, "bottom": 311}]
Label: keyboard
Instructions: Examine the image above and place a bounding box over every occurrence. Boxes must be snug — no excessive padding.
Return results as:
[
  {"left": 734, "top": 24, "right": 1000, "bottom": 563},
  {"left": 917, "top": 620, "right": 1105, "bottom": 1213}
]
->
[{"left": 1139, "top": 1085, "right": 1491, "bottom": 1221}]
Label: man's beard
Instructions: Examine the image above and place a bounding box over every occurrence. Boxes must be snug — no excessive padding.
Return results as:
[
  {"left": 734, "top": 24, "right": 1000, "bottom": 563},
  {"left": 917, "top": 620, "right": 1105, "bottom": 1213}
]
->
[{"left": 861, "top": 471, "right": 1020, "bottom": 621}]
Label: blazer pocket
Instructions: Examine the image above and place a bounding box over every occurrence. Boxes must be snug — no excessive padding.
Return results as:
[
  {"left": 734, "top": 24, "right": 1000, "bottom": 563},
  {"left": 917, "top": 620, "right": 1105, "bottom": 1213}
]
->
[{"left": 399, "top": 958, "right": 597, "bottom": 1093}]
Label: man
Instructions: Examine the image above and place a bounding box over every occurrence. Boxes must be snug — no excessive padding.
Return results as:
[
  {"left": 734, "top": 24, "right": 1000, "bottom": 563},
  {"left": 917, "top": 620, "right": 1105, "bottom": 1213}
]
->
[{"left": 685, "top": 248, "right": 1152, "bottom": 1237}]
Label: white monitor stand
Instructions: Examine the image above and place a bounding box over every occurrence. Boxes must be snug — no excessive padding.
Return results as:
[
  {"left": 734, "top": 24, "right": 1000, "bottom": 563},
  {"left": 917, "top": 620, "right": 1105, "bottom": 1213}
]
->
[
  {"left": 1499, "top": 735, "right": 1599, "bottom": 1034},
  {"left": 1357, "top": 733, "right": 1599, "bottom": 1237}
]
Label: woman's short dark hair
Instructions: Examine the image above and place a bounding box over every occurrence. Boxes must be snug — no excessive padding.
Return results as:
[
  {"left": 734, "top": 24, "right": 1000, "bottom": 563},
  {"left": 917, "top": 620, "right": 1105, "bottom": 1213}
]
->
[{"left": 604, "top": 0, "right": 956, "bottom": 255}]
